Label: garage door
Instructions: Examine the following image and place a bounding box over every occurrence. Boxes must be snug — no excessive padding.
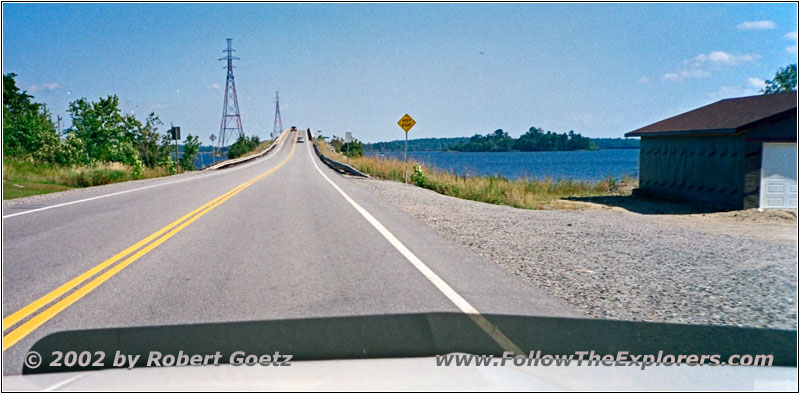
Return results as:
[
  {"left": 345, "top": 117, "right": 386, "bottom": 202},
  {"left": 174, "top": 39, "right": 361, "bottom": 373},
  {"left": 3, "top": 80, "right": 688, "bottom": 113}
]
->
[{"left": 760, "top": 142, "right": 798, "bottom": 209}]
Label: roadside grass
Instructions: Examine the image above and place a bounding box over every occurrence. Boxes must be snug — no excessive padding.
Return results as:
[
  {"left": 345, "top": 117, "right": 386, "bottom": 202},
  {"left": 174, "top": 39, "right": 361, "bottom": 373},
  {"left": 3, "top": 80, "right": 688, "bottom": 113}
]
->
[
  {"left": 3, "top": 180, "right": 72, "bottom": 200},
  {"left": 315, "top": 139, "right": 635, "bottom": 210},
  {"left": 2, "top": 157, "right": 172, "bottom": 200},
  {"left": 249, "top": 140, "right": 273, "bottom": 156}
]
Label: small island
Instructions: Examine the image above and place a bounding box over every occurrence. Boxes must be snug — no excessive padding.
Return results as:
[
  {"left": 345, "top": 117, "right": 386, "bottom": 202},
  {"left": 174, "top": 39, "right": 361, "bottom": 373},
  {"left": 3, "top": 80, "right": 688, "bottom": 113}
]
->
[{"left": 447, "top": 127, "right": 597, "bottom": 152}]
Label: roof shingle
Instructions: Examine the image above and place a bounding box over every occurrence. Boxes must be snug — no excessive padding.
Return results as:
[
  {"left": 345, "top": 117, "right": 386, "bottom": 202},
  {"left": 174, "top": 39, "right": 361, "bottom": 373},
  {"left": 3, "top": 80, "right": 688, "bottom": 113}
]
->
[{"left": 626, "top": 91, "right": 797, "bottom": 137}]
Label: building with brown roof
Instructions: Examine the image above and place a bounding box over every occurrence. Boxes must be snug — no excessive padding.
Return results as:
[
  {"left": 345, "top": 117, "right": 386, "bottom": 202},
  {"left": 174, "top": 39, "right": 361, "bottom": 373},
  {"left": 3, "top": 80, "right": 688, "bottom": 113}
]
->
[{"left": 625, "top": 91, "right": 797, "bottom": 210}]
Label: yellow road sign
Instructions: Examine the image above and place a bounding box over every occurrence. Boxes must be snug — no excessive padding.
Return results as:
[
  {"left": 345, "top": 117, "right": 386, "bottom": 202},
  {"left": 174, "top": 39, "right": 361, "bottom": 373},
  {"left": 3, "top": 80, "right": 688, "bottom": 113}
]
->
[{"left": 397, "top": 114, "right": 416, "bottom": 132}]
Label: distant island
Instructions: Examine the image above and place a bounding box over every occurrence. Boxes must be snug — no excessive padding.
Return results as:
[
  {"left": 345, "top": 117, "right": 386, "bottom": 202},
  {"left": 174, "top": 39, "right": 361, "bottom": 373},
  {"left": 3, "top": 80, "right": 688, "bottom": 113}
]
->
[
  {"left": 448, "top": 128, "right": 597, "bottom": 152},
  {"left": 591, "top": 138, "right": 640, "bottom": 149},
  {"left": 363, "top": 127, "right": 639, "bottom": 152},
  {"left": 364, "top": 137, "right": 470, "bottom": 152}
]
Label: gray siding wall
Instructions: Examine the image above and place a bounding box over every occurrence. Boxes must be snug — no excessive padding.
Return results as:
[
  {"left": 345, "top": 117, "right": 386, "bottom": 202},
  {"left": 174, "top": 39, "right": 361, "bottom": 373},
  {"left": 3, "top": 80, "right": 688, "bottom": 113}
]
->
[
  {"left": 639, "top": 136, "right": 745, "bottom": 209},
  {"left": 740, "top": 112, "right": 797, "bottom": 141},
  {"left": 743, "top": 141, "right": 762, "bottom": 209}
]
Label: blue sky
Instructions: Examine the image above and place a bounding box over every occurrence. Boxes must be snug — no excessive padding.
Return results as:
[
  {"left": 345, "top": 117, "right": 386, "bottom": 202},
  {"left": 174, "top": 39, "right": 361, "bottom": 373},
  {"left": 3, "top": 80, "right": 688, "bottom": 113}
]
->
[{"left": 2, "top": 3, "right": 797, "bottom": 143}]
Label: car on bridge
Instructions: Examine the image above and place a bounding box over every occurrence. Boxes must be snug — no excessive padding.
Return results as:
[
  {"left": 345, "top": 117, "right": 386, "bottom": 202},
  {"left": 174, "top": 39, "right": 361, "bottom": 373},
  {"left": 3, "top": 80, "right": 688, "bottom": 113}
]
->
[
  {"left": 297, "top": 137, "right": 305, "bottom": 143},
  {"left": 290, "top": 126, "right": 297, "bottom": 131}
]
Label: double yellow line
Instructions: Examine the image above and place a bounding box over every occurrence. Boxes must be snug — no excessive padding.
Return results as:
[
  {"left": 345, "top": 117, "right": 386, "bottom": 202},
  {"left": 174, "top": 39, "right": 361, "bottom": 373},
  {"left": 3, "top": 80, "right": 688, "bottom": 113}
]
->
[{"left": 2, "top": 138, "right": 296, "bottom": 351}]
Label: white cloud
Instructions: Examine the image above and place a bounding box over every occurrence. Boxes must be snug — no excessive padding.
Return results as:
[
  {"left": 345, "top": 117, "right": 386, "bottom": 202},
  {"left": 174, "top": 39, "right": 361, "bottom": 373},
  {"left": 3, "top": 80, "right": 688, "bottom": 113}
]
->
[
  {"left": 747, "top": 77, "right": 765, "bottom": 89},
  {"left": 786, "top": 45, "right": 798, "bottom": 54},
  {"left": 662, "top": 69, "right": 712, "bottom": 82},
  {"left": 737, "top": 20, "right": 777, "bottom": 30},
  {"left": 689, "top": 51, "right": 759, "bottom": 67},
  {"left": 208, "top": 83, "right": 222, "bottom": 91},
  {"left": 708, "top": 85, "right": 760, "bottom": 100},
  {"left": 639, "top": 76, "right": 650, "bottom": 84},
  {"left": 785, "top": 31, "right": 798, "bottom": 40},
  {"left": 709, "top": 78, "right": 765, "bottom": 100},
  {"left": 150, "top": 103, "right": 167, "bottom": 109},
  {"left": 25, "top": 82, "right": 61, "bottom": 93}
]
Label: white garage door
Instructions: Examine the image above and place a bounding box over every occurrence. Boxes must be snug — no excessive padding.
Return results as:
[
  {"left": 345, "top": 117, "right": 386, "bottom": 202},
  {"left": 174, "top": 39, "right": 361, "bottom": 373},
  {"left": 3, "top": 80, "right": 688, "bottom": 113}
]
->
[{"left": 760, "top": 142, "right": 798, "bottom": 209}]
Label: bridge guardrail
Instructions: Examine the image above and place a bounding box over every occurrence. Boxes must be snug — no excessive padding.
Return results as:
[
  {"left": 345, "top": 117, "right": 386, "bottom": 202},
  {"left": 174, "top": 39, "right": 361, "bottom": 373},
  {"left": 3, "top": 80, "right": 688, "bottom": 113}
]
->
[
  {"left": 203, "top": 128, "right": 290, "bottom": 171},
  {"left": 313, "top": 142, "right": 370, "bottom": 178}
]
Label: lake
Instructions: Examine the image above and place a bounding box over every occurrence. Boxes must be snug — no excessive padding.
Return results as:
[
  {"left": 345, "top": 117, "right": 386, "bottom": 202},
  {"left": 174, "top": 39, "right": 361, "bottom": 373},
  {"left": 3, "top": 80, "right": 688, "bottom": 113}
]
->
[
  {"left": 366, "top": 149, "right": 639, "bottom": 181},
  {"left": 193, "top": 151, "right": 229, "bottom": 169}
]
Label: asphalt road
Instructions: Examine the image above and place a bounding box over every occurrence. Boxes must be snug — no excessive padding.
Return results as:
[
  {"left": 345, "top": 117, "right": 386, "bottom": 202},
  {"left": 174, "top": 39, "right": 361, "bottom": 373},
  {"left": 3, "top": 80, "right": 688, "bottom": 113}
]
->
[{"left": 2, "top": 130, "right": 580, "bottom": 375}]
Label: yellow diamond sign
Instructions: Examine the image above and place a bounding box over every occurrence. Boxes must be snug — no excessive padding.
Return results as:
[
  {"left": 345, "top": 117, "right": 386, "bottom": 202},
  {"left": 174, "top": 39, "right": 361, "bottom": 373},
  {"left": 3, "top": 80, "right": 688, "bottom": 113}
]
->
[{"left": 397, "top": 114, "right": 416, "bottom": 132}]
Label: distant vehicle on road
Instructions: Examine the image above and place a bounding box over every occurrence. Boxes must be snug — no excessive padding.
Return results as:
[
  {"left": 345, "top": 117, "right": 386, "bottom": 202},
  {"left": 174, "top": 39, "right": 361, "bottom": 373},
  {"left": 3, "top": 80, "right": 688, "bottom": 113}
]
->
[
  {"left": 297, "top": 137, "right": 305, "bottom": 143},
  {"left": 290, "top": 126, "right": 297, "bottom": 131}
]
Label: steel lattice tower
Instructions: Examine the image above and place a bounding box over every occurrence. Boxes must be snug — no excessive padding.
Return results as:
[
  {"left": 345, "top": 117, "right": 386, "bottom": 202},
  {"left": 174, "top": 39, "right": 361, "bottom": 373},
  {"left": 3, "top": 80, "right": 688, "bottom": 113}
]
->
[
  {"left": 217, "top": 38, "right": 244, "bottom": 151},
  {"left": 273, "top": 91, "right": 283, "bottom": 137}
]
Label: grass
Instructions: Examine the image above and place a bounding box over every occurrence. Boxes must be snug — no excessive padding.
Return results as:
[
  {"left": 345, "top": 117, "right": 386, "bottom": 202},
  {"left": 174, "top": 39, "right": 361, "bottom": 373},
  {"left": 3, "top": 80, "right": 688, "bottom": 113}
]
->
[
  {"left": 3, "top": 180, "right": 72, "bottom": 200},
  {"left": 242, "top": 140, "right": 274, "bottom": 158},
  {"left": 315, "top": 139, "right": 635, "bottom": 210},
  {"left": 236, "top": 140, "right": 274, "bottom": 159},
  {"left": 2, "top": 157, "right": 172, "bottom": 200}
]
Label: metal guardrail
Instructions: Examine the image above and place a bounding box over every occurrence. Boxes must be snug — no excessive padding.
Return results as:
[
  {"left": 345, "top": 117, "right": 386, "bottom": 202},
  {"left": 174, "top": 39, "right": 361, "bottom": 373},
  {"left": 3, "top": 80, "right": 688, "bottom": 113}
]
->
[
  {"left": 313, "top": 143, "right": 370, "bottom": 178},
  {"left": 202, "top": 129, "right": 290, "bottom": 171}
]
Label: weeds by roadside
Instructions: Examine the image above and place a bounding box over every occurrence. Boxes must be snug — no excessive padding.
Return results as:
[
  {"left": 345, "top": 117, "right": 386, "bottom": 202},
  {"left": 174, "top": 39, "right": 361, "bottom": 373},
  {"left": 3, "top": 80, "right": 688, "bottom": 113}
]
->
[
  {"left": 2, "top": 157, "right": 171, "bottom": 199},
  {"left": 315, "top": 139, "right": 635, "bottom": 210}
]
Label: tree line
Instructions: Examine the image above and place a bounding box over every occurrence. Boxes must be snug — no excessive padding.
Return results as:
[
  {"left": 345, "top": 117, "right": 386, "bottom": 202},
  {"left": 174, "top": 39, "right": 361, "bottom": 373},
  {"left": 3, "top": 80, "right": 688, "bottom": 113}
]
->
[
  {"left": 3, "top": 73, "right": 202, "bottom": 177},
  {"left": 448, "top": 127, "right": 598, "bottom": 152},
  {"left": 327, "top": 135, "right": 364, "bottom": 157},
  {"left": 364, "top": 137, "right": 469, "bottom": 152}
]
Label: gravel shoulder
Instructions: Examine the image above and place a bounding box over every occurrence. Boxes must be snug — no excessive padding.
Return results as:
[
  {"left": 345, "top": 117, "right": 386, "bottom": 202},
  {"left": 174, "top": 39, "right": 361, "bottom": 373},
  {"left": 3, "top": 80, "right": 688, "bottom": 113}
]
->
[{"left": 351, "top": 178, "right": 798, "bottom": 330}]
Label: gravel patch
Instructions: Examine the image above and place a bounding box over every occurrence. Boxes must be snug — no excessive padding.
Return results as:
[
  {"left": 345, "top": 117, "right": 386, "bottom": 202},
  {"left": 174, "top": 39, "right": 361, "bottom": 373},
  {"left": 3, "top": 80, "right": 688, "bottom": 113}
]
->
[{"left": 352, "top": 178, "right": 798, "bottom": 330}]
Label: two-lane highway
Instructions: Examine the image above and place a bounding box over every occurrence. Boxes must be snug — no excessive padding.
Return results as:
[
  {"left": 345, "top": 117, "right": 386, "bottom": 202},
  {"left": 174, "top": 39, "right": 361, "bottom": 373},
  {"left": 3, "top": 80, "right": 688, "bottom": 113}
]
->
[{"left": 2, "top": 129, "right": 580, "bottom": 375}]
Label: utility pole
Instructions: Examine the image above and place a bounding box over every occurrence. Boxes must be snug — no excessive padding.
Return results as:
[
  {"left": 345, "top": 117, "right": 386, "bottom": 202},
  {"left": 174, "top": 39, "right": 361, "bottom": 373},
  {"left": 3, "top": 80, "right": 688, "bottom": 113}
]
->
[
  {"left": 273, "top": 91, "right": 283, "bottom": 137},
  {"left": 217, "top": 38, "right": 244, "bottom": 152},
  {"left": 56, "top": 115, "right": 62, "bottom": 135}
]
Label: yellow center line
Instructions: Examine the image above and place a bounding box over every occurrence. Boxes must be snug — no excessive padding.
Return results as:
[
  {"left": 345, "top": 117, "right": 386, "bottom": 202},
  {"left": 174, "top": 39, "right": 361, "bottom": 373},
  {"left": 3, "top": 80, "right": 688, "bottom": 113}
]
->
[
  {"left": 2, "top": 138, "right": 297, "bottom": 351},
  {"left": 2, "top": 184, "right": 247, "bottom": 331}
]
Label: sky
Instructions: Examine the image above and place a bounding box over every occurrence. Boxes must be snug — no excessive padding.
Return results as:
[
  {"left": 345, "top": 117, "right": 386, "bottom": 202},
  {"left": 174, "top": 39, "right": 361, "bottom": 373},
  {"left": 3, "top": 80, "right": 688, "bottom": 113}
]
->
[{"left": 2, "top": 3, "right": 798, "bottom": 144}]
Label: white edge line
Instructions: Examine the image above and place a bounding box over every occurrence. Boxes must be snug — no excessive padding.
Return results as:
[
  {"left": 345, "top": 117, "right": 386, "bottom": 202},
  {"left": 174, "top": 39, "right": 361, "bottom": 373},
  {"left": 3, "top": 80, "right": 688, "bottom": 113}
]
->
[
  {"left": 2, "top": 131, "right": 291, "bottom": 219},
  {"left": 305, "top": 140, "right": 524, "bottom": 354}
]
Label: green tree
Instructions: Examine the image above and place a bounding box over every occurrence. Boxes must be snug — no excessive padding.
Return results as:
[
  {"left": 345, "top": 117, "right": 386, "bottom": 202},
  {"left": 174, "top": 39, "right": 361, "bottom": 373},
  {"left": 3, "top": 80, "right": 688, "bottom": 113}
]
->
[
  {"left": 340, "top": 140, "right": 364, "bottom": 157},
  {"left": 2, "top": 73, "right": 59, "bottom": 157},
  {"left": 763, "top": 64, "right": 797, "bottom": 94},
  {"left": 68, "top": 95, "right": 131, "bottom": 163},
  {"left": 227, "top": 134, "right": 260, "bottom": 159},
  {"left": 180, "top": 134, "right": 201, "bottom": 171},
  {"left": 133, "top": 113, "right": 170, "bottom": 168},
  {"left": 329, "top": 135, "right": 344, "bottom": 151},
  {"left": 450, "top": 126, "right": 597, "bottom": 152}
]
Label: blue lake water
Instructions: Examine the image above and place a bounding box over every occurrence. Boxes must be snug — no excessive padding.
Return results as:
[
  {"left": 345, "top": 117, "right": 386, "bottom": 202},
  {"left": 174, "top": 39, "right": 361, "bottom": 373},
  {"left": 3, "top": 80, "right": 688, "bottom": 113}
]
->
[
  {"left": 366, "top": 149, "right": 639, "bottom": 181},
  {"left": 193, "top": 152, "right": 228, "bottom": 169}
]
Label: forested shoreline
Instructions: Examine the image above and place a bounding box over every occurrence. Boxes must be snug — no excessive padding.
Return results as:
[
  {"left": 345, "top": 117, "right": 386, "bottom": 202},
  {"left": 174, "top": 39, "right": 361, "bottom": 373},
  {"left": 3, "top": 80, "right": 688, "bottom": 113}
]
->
[{"left": 364, "top": 128, "right": 638, "bottom": 152}]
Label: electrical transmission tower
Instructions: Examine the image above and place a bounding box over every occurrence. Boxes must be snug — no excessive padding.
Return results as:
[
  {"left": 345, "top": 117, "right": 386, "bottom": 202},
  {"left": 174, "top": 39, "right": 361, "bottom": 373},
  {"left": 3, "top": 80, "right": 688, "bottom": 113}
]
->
[
  {"left": 217, "top": 38, "right": 244, "bottom": 152},
  {"left": 273, "top": 91, "right": 283, "bottom": 138}
]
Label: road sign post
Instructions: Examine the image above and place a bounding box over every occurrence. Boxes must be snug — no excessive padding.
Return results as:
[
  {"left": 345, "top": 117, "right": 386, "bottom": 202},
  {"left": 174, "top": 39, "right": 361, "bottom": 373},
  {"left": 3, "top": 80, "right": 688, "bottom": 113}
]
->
[
  {"left": 170, "top": 126, "right": 181, "bottom": 172},
  {"left": 210, "top": 134, "right": 217, "bottom": 160},
  {"left": 397, "top": 114, "right": 416, "bottom": 183},
  {"left": 345, "top": 132, "right": 353, "bottom": 163}
]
